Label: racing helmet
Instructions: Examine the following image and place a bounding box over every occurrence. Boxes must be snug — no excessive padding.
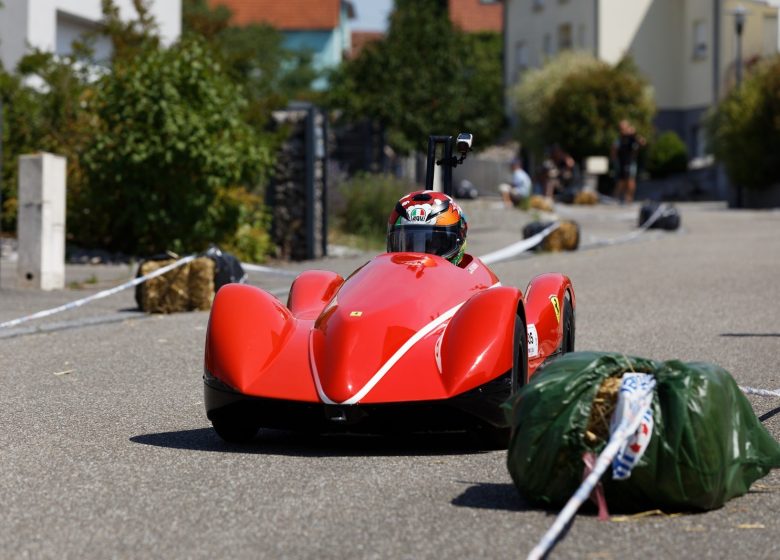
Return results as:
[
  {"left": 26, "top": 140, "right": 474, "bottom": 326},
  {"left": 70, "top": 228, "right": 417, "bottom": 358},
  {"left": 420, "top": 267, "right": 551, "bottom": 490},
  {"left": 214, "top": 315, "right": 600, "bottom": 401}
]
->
[{"left": 387, "top": 191, "right": 468, "bottom": 265}]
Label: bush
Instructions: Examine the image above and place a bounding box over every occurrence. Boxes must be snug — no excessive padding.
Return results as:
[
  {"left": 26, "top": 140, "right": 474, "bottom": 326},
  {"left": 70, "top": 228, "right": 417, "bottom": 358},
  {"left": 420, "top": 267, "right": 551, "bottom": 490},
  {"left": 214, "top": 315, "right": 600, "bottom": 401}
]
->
[
  {"left": 77, "top": 37, "right": 272, "bottom": 256},
  {"left": 337, "top": 173, "right": 414, "bottom": 242},
  {"left": 0, "top": 51, "right": 94, "bottom": 233},
  {"left": 512, "top": 54, "right": 654, "bottom": 162},
  {"left": 707, "top": 55, "right": 780, "bottom": 190},
  {"left": 511, "top": 51, "right": 601, "bottom": 155},
  {"left": 646, "top": 131, "right": 688, "bottom": 178}
]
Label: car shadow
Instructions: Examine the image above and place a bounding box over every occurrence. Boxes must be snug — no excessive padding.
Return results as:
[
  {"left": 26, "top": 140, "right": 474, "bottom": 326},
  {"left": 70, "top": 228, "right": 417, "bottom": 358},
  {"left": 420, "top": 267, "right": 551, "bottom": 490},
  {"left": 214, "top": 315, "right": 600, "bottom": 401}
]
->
[
  {"left": 130, "top": 427, "right": 494, "bottom": 457},
  {"left": 451, "top": 482, "right": 533, "bottom": 512}
]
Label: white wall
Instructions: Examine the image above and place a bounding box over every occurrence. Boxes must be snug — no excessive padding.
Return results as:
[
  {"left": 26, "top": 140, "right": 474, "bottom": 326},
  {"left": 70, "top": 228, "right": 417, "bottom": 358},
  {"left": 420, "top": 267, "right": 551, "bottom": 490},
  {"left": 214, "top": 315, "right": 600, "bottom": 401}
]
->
[{"left": 0, "top": 0, "right": 181, "bottom": 70}]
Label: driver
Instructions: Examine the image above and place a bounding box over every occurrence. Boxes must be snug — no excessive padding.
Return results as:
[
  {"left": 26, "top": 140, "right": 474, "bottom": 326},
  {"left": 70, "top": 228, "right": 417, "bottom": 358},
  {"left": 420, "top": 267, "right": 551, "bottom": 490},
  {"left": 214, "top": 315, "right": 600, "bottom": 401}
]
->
[{"left": 386, "top": 191, "right": 468, "bottom": 266}]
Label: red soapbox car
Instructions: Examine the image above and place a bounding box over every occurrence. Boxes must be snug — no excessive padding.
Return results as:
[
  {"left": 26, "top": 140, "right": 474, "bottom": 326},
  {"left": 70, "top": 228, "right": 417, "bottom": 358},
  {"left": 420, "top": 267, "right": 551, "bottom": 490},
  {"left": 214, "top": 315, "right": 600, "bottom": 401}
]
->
[{"left": 203, "top": 251, "right": 575, "bottom": 444}]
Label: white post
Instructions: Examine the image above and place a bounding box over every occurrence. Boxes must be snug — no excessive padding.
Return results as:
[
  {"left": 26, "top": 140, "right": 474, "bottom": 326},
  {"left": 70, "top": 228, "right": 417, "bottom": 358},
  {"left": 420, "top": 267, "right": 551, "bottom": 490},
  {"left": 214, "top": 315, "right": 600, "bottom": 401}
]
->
[{"left": 17, "top": 153, "right": 66, "bottom": 290}]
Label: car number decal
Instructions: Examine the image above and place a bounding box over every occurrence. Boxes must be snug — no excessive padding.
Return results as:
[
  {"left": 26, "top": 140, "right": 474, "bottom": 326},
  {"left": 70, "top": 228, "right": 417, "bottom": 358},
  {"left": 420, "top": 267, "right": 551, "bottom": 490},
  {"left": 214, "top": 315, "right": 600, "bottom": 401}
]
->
[{"left": 527, "top": 324, "right": 539, "bottom": 358}]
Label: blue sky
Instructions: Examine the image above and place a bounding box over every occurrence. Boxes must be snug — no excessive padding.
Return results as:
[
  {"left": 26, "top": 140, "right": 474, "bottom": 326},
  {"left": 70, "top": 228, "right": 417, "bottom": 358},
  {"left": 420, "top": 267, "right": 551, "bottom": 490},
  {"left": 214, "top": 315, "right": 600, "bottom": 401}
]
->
[{"left": 350, "top": 0, "right": 393, "bottom": 32}]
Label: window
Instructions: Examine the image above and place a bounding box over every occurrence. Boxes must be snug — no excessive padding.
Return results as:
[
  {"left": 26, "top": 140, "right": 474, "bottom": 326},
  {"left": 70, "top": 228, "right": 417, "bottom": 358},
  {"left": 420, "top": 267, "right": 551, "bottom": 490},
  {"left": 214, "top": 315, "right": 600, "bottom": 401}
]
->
[
  {"left": 764, "top": 16, "right": 778, "bottom": 56},
  {"left": 692, "top": 20, "right": 707, "bottom": 59},
  {"left": 577, "top": 24, "right": 586, "bottom": 48},
  {"left": 514, "top": 41, "right": 529, "bottom": 81},
  {"left": 532, "top": 0, "right": 544, "bottom": 12},
  {"left": 558, "top": 23, "right": 573, "bottom": 51},
  {"left": 543, "top": 33, "right": 553, "bottom": 57}
]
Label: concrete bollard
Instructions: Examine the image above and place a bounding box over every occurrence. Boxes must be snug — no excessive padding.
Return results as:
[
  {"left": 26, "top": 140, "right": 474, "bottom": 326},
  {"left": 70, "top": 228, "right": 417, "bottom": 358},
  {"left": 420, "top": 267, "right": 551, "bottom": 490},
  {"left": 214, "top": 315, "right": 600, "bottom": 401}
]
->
[{"left": 17, "top": 153, "right": 66, "bottom": 290}]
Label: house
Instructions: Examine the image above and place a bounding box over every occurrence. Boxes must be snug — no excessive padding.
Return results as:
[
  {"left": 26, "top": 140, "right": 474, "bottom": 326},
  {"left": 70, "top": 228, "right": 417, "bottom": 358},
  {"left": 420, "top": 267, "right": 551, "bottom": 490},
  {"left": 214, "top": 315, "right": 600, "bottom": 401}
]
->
[
  {"left": 450, "top": 0, "right": 503, "bottom": 33},
  {"left": 504, "top": 0, "right": 779, "bottom": 157},
  {"left": 0, "top": 0, "right": 181, "bottom": 71},
  {"left": 209, "top": 0, "right": 355, "bottom": 88}
]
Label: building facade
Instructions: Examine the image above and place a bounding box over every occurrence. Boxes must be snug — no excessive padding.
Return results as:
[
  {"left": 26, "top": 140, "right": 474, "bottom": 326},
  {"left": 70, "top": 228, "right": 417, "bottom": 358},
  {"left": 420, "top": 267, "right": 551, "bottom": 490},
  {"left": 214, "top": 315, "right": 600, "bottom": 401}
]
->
[
  {"left": 0, "top": 0, "right": 181, "bottom": 71},
  {"left": 505, "top": 0, "right": 779, "bottom": 157}
]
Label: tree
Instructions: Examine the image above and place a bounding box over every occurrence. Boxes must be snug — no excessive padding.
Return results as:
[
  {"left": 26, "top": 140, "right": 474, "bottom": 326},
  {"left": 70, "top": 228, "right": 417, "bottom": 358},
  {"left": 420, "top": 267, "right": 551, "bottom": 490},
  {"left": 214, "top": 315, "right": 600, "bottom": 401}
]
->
[
  {"left": 512, "top": 53, "right": 654, "bottom": 161},
  {"left": 182, "top": 0, "right": 318, "bottom": 123},
  {"left": 707, "top": 55, "right": 780, "bottom": 190},
  {"left": 328, "top": 0, "right": 504, "bottom": 154}
]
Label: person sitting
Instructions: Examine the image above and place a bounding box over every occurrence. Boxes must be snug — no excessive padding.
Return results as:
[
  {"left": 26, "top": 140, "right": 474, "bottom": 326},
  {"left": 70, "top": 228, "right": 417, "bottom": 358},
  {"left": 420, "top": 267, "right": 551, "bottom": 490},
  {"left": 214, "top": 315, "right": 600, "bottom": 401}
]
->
[
  {"left": 386, "top": 190, "right": 469, "bottom": 266},
  {"left": 498, "top": 159, "right": 532, "bottom": 208}
]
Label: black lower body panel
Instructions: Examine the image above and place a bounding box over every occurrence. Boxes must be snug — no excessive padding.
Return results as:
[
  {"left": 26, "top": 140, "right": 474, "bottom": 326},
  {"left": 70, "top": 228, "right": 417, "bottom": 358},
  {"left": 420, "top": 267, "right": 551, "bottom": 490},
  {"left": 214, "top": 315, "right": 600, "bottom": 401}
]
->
[{"left": 204, "top": 371, "right": 512, "bottom": 435}]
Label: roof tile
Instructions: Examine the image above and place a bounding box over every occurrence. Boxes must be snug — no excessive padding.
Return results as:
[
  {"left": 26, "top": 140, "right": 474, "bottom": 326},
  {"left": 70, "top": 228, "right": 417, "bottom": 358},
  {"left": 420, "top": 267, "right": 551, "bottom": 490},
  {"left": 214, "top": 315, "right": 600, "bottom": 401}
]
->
[{"left": 210, "top": 0, "right": 342, "bottom": 30}]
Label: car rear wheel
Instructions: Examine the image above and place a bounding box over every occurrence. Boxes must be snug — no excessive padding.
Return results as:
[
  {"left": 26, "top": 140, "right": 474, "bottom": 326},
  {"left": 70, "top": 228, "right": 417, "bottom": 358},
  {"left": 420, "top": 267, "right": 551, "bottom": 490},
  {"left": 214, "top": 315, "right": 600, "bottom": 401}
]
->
[{"left": 212, "top": 417, "right": 259, "bottom": 443}]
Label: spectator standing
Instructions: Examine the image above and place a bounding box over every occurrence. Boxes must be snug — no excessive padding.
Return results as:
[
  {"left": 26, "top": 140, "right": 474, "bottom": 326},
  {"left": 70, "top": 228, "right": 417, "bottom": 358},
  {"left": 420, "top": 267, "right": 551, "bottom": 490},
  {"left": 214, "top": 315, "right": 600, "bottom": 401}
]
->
[
  {"left": 499, "top": 159, "right": 532, "bottom": 208},
  {"left": 612, "top": 119, "right": 646, "bottom": 203}
]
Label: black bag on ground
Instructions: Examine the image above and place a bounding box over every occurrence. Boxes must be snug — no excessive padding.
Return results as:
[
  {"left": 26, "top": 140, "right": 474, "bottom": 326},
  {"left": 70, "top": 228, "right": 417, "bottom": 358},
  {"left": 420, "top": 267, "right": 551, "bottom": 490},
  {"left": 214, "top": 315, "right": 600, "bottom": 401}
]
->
[
  {"left": 204, "top": 246, "right": 247, "bottom": 291},
  {"left": 505, "top": 352, "right": 780, "bottom": 512},
  {"left": 639, "top": 202, "right": 681, "bottom": 230}
]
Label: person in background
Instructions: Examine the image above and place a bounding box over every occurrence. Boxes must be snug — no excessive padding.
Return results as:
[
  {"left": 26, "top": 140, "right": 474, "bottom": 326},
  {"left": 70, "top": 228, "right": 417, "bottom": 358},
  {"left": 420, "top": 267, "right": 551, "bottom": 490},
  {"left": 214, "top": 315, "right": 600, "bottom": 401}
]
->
[
  {"left": 498, "top": 159, "right": 532, "bottom": 208},
  {"left": 543, "top": 144, "right": 577, "bottom": 200},
  {"left": 612, "top": 119, "right": 646, "bottom": 203}
]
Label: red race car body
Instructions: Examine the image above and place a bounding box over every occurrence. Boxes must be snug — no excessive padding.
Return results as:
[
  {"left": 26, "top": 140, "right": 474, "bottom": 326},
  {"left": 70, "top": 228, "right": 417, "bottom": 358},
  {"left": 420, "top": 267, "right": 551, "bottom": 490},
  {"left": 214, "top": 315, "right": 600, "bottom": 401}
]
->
[{"left": 204, "top": 252, "right": 574, "bottom": 442}]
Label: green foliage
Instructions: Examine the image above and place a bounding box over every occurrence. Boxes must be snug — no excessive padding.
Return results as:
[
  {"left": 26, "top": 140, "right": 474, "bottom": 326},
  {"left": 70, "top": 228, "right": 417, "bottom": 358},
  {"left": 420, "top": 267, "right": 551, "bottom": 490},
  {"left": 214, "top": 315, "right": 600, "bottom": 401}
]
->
[
  {"left": 336, "top": 173, "right": 413, "bottom": 243},
  {"left": 78, "top": 36, "right": 271, "bottom": 256},
  {"left": 707, "top": 55, "right": 780, "bottom": 190},
  {"left": 183, "top": 0, "right": 318, "bottom": 121},
  {"left": 328, "top": 0, "right": 504, "bottom": 154},
  {"left": 512, "top": 52, "right": 655, "bottom": 161},
  {"left": 1, "top": 51, "right": 94, "bottom": 231},
  {"left": 646, "top": 131, "right": 688, "bottom": 178},
  {"left": 1, "top": 0, "right": 279, "bottom": 260},
  {"left": 511, "top": 51, "right": 601, "bottom": 155}
]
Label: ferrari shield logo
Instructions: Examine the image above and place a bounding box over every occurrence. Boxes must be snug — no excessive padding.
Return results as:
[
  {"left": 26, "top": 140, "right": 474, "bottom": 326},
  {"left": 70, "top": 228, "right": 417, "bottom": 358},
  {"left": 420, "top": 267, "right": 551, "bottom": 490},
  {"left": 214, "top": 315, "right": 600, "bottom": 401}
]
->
[{"left": 549, "top": 296, "right": 561, "bottom": 323}]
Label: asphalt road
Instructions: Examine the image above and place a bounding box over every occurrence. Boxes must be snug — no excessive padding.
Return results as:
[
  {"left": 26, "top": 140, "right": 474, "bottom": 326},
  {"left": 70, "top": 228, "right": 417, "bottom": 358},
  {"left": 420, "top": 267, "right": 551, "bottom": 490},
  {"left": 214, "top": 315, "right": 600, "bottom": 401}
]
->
[{"left": 1, "top": 200, "right": 779, "bottom": 559}]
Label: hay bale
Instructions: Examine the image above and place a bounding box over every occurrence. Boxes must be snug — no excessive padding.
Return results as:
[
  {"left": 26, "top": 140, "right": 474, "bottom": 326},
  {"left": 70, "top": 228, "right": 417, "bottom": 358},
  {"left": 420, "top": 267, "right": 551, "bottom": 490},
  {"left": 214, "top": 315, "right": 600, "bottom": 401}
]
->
[
  {"left": 188, "top": 257, "right": 216, "bottom": 310},
  {"left": 584, "top": 376, "right": 622, "bottom": 446},
  {"left": 529, "top": 195, "right": 554, "bottom": 212},
  {"left": 542, "top": 220, "right": 580, "bottom": 252},
  {"left": 573, "top": 190, "right": 599, "bottom": 205},
  {"left": 137, "top": 257, "right": 216, "bottom": 313}
]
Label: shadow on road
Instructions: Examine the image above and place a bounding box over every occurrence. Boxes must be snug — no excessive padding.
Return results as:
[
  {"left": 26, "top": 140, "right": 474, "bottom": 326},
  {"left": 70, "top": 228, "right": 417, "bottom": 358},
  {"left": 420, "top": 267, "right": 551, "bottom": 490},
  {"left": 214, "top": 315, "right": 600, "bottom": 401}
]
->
[
  {"left": 130, "top": 427, "right": 494, "bottom": 457},
  {"left": 451, "top": 482, "right": 532, "bottom": 512},
  {"left": 720, "top": 333, "right": 780, "bottom": 338},
  {"left": 759, "top": 407, "right": 780, "bottom": 423}
]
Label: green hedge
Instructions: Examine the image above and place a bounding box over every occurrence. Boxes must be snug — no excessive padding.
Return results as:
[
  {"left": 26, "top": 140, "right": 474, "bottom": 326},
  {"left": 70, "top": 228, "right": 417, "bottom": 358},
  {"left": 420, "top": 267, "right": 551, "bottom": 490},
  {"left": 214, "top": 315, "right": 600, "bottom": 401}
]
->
[{"left": 337, "top": 173, "right": 414, "bottom": 243}]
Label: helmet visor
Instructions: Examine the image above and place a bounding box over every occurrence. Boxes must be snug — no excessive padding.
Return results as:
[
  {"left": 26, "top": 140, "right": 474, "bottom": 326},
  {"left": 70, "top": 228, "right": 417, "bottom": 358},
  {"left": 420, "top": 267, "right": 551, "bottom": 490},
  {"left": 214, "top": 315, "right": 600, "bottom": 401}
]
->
[{"left": 387, "top": 225, "right": 461, "bottom": 260}]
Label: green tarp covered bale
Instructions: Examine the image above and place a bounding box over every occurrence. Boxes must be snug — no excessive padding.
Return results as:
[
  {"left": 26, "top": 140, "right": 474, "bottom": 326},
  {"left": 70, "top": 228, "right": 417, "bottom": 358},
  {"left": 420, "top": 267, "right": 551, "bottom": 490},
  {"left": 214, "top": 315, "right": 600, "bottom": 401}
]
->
[{"left": 505, "top": 352, "right": 780, "bottom": 512}]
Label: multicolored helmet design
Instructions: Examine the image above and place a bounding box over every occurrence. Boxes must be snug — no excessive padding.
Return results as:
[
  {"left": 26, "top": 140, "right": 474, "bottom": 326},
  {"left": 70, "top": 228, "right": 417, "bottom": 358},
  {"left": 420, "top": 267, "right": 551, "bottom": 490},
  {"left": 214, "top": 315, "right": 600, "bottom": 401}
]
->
[{"left": 386, "top": 191, "right": 468, "bottom": 265}]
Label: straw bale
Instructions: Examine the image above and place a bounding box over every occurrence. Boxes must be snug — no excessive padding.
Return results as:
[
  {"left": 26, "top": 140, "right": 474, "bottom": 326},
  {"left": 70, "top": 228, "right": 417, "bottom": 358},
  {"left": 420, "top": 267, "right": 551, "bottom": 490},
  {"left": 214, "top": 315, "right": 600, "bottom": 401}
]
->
[
  {"left": 529, "top": 195, "right": 554, "bottom": 212},
  {"left": 137, "top": 257, "right": 216, "bottom": 313},
  {"left": 573, "top": 190, "right": 599, "bottom": 205},
  {"left": 584, "top": 375, "right": 623, "bottom": 447},
  {"left": 189, "top": 257, "right": 216, "bottom": 310},
  {"left": 542, "top": 220, "right": 580, "bottom": 252}
]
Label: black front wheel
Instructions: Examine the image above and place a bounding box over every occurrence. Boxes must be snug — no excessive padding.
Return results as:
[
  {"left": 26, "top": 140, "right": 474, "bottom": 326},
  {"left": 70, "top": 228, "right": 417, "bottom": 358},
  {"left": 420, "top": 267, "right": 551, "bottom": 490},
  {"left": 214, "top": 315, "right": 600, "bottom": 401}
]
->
[{"left": 511, "top": 307, "right": 529, "bottom": 392}]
